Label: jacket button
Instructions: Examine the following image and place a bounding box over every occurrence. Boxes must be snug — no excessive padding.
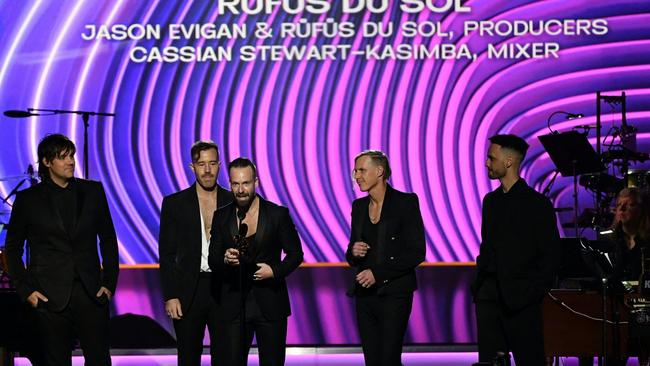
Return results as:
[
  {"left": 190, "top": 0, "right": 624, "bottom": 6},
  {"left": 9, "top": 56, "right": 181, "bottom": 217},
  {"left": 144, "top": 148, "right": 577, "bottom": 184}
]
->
[
  {"left": 390, "top": 256, "right": 394, "bottom": 260},
  {"left": 383, "top": 280, "right": 388, "bottom": 283},
  {"left": 391, "top": 236, "right": 395, "bottom": 240}
]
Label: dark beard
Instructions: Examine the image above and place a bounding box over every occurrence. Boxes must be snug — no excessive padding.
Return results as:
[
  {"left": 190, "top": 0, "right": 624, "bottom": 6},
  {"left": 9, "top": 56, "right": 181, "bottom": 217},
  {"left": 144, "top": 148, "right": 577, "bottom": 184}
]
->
[{"left": 234, "top": 193, "right": 254, "bottom": 211}]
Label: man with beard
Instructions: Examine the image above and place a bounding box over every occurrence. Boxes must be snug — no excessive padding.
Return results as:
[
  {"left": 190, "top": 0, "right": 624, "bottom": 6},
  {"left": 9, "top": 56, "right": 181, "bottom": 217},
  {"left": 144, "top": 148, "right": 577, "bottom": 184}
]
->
[
  {"left": 345, "top": 150, "right": 425, "bottom": 366},
  {"left": 5, "top": 134, "right": 118, "bottom": 365},
  {"left": 159, "top": 141, "right": 233, "bottom": 365},
  {"left": 208, "top": 158, "right": 303, "bottom": 366},
  {"left": 472, "top": 134, "right": 561, "bottom": 366}
]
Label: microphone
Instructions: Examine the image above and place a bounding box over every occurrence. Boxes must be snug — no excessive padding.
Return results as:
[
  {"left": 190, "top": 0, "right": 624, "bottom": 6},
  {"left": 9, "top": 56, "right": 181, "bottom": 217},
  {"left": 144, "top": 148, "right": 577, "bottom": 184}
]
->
[
  {"left": 235, "top": 223, "right": 249, "bottom": 261},
  {"left": 238, "top": 223, "right": 248, "bottom": 238},
  {"left": 547, "top": 111, "right": 584, "bottom": 135},
  {"left": 27, "top": 164, "right": 38, "bottom": 186},
  {"left": 4, "top": 110, "right": 38, "bottom": 118},
  {"left": 566, "top": 113, "right": 584, "bottom": 119},
  {"left": 237, "top": 208, "right": 247, "bottom": 222},
  {"left": 234, "top": 203, "right": 251, "bottom": 260}
]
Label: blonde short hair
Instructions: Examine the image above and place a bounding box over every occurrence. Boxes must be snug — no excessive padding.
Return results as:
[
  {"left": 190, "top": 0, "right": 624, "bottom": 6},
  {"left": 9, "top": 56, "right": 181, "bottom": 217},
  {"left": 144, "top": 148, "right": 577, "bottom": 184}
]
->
[{"left": 354, "top": 150, "right": 391, "bottom": 181}]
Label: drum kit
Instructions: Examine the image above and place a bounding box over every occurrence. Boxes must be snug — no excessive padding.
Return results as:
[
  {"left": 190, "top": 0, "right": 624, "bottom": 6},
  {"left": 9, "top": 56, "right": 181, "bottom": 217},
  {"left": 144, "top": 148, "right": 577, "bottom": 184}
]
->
[
  {"left": 541, "top": 92, "right": 649, "bottom": 234},
  {"left": 628, "top": 169, "right": 650, "bottom": 190}
]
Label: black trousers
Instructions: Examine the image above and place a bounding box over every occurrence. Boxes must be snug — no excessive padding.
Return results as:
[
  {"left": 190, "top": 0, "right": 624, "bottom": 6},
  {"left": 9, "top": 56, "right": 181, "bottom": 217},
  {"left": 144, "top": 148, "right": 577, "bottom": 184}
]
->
[
  {"left": 34, "top": 280, "right": 111, "bottom": 366},
  {"left": 355, "top": 293, "right": 413, "bottom": 366},
  {"left": 220, "top": 291, "right": 287, "bottom": 366},
  {"left": 173, "top": 274, "right": 224, "bottom": 366},
  {"left": 475, "top": 299, "right": 545, "bottom": 366}
]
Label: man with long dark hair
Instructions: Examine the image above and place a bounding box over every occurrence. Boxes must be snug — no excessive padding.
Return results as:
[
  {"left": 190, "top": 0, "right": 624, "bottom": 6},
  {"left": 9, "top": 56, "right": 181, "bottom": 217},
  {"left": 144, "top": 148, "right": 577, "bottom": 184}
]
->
[{"left": 5, "top": 133, "right": 119, "bottom": 365}]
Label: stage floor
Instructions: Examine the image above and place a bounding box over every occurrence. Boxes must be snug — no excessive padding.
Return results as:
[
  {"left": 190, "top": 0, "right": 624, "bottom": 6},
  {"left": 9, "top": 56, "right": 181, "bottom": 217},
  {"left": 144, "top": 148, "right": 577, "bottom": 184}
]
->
[{"left": 13, "top": 353, "right": 643, "bottom": 366}]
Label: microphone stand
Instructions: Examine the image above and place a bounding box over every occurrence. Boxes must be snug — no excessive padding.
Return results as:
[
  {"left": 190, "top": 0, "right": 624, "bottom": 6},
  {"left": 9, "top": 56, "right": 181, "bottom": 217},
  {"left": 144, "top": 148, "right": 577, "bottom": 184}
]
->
[
  {"left": 235, "top": 209, "right": 249, "bottom": 363},
  {"left": 33, "top": 108, "right": 114, "bottom": 179},
  {"left": 542, "top": 170, "right": 559, "bottom": 197},
  {"left": 0, "top": 179, "right": 26, "bottom": 206},
  {"left": 0, "top": 165, "right": 38, "bottom": 206},
  {"left": 4, "top": 108, "right": 115, "bottom": 179},
  {"left": 237, "top": 235, "right": 247, "bottom": 363},
  {"left": 581, "top": 239, "right": 614, "bottom": 366}
]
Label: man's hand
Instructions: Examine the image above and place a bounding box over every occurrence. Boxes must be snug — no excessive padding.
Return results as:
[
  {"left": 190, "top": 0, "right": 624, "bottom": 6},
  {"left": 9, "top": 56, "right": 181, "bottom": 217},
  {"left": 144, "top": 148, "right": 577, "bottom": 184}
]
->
[
  {"left": 225, "top": 248, "right": 240, "bottom": 266},
  {"left": 352, "top": 241, "right": 370, "bottom": 258},
  {"left": 27, "top": 291, "right": 48, "bottom": 308},
  {"left": 254, "top": 263, "right": 274, "bottom": 281},
  {"left": 96, "top": 286, "right": 113, "bottom": 300},
  {"left": 165, "top": 298, "right": 183, "bottom": 320},
  {"left": 356, "top": 269, "right": 376, "bottom": 288}
]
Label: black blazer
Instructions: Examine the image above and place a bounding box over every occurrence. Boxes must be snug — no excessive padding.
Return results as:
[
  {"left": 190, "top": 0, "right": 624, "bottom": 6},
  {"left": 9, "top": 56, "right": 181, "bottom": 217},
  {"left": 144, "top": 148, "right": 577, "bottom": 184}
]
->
[
  {"left": 4, "top": 179, "right": 119, "bottom": 311},
  {"left": 345, "top": 185, "right": 426, "bottom": 296},
  {"left": 158, "top": 184, "right": 232, "bottom": 312},
  {"left": 472, "top": 179, "right": 561, "bottom": 311},
  {"left": 208, "top": 196, "right": 303, "bottom": 321}
]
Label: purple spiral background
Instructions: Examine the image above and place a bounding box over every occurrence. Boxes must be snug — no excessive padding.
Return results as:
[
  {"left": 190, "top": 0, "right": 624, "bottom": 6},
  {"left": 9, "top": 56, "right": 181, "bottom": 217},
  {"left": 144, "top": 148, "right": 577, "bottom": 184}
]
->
[{"left": 1, "top": 0, "right": 649, "bottom": 265}]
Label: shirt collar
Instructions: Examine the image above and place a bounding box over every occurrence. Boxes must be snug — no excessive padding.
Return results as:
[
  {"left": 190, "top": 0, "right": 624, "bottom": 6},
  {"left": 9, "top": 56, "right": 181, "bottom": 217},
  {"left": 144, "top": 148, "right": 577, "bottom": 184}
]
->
[
  {"left": 45, "top": 177, "right": 76, "bottom": 192},
  {"left": 498, "top": 178, "right": 527, "bottom": 195}
]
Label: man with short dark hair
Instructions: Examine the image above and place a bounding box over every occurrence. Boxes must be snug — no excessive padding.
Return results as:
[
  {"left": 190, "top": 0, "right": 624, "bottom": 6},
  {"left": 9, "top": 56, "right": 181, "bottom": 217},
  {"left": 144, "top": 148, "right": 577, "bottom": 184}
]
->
[
  {"left": 159, "top": 140, "right": 232, "bottom": 365},
  {"left": 472, "top": 134, "right": 561, "bottom": 365},
  {"left": 346, "top": 150, "right": 425, "bottom": 366},
  {"left": 209, "top": 158, "right": 303, "bottom": 366},
  {"left": 5, "top": 133, "right": 119, "bottom": 365}
]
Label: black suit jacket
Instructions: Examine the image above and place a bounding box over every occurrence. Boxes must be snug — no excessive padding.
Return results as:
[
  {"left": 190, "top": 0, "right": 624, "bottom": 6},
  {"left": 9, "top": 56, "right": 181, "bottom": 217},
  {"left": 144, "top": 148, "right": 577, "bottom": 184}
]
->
[
  {"left": 158, "top": 183, "right": 232, "bottom": 312},
  {"left": 208, "top": 196, "right": 303, "bottom": 321},
  {"left": 472, "top": 179, "right": 561, "bottom": 311},
  {"left": 4, "top": 179, "right": 119, "bottom": 311},
  {"left": 345, "top": 185, "right": 426, "bottom": 296}
]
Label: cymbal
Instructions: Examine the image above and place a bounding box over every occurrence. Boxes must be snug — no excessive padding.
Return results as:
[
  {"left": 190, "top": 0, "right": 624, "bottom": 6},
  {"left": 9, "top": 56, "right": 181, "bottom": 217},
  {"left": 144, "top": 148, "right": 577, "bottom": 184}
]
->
[{"left": 0, "top": 174, "right": 28, "bottom": 182}]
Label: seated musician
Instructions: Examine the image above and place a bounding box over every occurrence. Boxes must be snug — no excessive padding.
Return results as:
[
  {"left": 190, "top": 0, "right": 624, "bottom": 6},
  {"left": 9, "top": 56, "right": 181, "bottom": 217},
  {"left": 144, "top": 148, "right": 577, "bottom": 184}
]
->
[
  {"left": 607, "top": 187, "right": 650, "bottom": 282},
  {"left": 603, "top": 187, "right": 650, "bottom": 366}
]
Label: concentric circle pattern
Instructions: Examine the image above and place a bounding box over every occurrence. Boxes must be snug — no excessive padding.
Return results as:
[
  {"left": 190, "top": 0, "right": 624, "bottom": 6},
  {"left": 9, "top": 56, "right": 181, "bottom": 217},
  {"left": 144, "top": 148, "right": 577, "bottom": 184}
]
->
[{"left": 1, "top": 0, "right": 649, "bottom": 264}]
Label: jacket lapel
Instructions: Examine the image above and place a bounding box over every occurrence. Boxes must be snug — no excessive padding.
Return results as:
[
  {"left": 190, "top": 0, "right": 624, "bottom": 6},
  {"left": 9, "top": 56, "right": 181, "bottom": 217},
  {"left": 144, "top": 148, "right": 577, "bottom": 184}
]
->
[
  {"left": 249, "top": 196, "right": 268, "bottom": 260},
  {"left": 374, "top": 185, "right": 396, "bottom": 262},
  {"left": 228, "top": 204, "right": 239, "bottom": 241},
  {"left": 217, "top": 185, "right": 233, "bottom": 209},
  {"left": 187, "top": 184, "right": 203, "bottom": 253},
  {"left": 70, "top": 180, "right": 85, "bottom": 236},
  {"left": 352, "top": 196, "right": 368, "bottom": 242}
]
